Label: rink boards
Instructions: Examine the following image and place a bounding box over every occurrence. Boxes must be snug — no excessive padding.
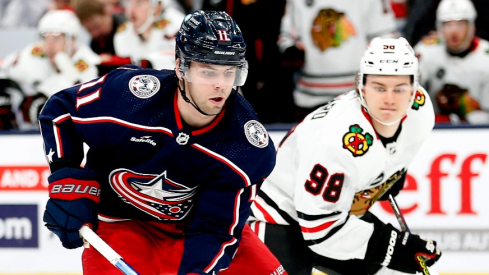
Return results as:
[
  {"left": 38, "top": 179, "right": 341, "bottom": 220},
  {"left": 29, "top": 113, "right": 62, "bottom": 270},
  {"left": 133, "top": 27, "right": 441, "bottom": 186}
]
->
[{"left": 0, "top": 126, "right": 489, "bottom": 274}]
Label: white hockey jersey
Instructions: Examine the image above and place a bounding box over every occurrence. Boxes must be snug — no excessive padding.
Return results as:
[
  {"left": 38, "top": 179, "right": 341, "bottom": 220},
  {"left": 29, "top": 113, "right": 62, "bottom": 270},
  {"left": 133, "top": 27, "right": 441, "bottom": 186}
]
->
[
  {"left": 1, "top": 42, "right": 100, "bottom": 97},
  {"left": 279, "top": 0, "right": 396, "bottom": 108},
  {"left": 251, "top": 88, "right": 434, "bottom": 260},
  {"left": 113, "top": 7, "right": 184, "bottom": 70},
  {"left": 415, "top": 37, "right": 489, "bottom": 122}
]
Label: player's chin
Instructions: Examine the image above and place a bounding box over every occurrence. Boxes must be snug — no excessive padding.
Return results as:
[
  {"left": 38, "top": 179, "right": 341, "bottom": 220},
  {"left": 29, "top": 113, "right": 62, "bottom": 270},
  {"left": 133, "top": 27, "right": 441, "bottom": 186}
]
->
[{"left": 203, "top": 105, "right": 224, "bottom": 116}]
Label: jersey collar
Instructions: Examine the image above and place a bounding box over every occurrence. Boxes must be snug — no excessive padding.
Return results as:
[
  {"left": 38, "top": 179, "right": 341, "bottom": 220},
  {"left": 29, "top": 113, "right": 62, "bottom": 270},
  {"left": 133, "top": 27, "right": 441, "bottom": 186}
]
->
[{"left": 173, "top": 91, "right": 226, "bottom": 136}]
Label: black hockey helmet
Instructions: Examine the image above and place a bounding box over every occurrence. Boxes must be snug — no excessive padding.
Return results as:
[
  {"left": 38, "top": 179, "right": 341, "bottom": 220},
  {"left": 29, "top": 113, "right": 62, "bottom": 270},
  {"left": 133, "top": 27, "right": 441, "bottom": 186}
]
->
[{"left": 176, "top": 10, "right": 248, "bottom": 86}]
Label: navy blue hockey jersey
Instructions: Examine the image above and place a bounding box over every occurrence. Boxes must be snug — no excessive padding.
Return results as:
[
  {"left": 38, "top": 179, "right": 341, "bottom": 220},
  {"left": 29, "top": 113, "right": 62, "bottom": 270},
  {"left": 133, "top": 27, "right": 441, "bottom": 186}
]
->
[{"left": 38, "top": 65, "right": 276, "bottom": 274}]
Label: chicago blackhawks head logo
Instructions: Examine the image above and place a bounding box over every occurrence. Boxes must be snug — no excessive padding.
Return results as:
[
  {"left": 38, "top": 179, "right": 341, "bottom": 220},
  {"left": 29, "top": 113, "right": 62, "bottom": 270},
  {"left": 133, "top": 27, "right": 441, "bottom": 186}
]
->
[
  {"left": 412, "top": 89, "right": 426, "bottom": 110},
  {"left": 350, "top": 169, "right": 406, "bottom": 216},
  {"left": 343, "top": 124, "right": 373, "bottom": 157},
  {"left": 311, "top": 8, "right": 356, "bottom": 52}
]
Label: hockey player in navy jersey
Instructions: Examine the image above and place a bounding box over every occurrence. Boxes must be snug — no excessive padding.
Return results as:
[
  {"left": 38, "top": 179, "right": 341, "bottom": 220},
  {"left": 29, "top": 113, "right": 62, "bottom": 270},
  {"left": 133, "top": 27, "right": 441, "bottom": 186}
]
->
[
  {"left": 39, "top": 10, "right": 286, "bottom": 275},
  {"left": 249, "top": 37, "right": 442, "bottom": 275}
]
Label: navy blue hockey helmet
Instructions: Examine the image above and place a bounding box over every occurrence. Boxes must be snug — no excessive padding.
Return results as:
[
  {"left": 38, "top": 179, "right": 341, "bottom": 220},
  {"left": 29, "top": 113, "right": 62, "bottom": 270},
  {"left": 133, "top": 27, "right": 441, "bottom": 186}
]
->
[{"left": 176, "top": 10, "right": 248, "bottom": 86}]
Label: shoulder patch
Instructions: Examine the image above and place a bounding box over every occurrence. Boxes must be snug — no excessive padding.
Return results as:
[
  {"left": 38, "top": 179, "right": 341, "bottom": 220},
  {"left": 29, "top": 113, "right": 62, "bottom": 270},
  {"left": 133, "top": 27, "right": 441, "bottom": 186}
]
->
[
  {"left": 244, "top": 120, "right": 269, "bottom": 148},
  {"left": 411, "top": 89, "right": 426, "bottom": 110},
  {"left": 116, "top": 21, "right": 128, "bottom": 33},
  {"left": 75, "top": 59, "right": 89, "bottom": 72},
  {"left": 421, "top": 35, "right": 440, "bottom": 46},
  {"left": 31, "top": 46, "right": 44, "bottom": 57},
  {"left": 153, "top": 19, "right": 170, "bottom": 30},
  {"left": 342, "top": 124, "right": 373, "bottom": 157},
  {"left": 128, "top": 75, "right": 160, "bottom": 98}
]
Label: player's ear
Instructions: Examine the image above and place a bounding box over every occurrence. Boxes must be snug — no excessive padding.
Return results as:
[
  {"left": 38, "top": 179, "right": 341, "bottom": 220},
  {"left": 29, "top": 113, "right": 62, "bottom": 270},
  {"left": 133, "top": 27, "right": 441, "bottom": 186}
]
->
[{"left": 175, "top": 59, "right": 182, "bottom": 80}]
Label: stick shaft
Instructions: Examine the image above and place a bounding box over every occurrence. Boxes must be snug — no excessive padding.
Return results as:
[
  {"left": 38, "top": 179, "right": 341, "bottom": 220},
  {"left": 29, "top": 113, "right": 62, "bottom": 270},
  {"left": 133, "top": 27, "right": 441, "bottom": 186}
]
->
[
  {"left": 79, "top": 225, "right": 139, "bottom": 275},
  {"left": 387, "top": 195, "right": 430, "bottom": 275}
]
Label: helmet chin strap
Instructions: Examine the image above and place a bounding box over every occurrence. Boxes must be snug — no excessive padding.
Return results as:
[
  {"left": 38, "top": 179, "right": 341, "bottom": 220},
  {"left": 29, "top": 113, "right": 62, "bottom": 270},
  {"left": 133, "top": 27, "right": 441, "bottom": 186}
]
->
[
  {"left": 369, "top": 111, "right": 403, "bottom": 126},
  {"left": 177, "top": 77, "right": 217, "bottom": 117}
]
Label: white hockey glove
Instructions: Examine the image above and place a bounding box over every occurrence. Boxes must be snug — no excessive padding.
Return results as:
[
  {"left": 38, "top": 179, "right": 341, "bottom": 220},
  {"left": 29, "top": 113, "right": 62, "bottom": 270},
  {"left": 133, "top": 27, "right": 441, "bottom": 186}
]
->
[{"left": 365, "top": 223, "right": 441, "bottom": 274}]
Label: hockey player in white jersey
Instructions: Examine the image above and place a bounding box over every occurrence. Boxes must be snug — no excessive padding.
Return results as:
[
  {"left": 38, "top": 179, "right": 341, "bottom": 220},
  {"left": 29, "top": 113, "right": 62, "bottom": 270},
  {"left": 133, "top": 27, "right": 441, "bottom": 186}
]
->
[
  {"left": 114, "top": 0, "right": 184, "bottom": 70},
  {"left": 279, "top": 0, "right": 397, "bottom": 119},
  {"left": 250, "top": 37, "right": 442, "bottom": 275},
  {"left": 1, "top": 10, "right": 100, "bottom": 127},
  {"left": 415, "top": 0, "right": 489, "bottom": 124}
]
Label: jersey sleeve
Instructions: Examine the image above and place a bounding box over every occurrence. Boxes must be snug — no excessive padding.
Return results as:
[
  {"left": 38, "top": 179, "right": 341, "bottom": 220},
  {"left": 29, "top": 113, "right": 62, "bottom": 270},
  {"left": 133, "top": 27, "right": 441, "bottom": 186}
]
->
[
  {"left": 292, "top": 137, "right": 373, "bottom": 259},
  {"left": 38, "top": 83, "right": 87, "bottom": 170},
  {"left": 38, "top": 68, "right": 121, "bottom": 170}
]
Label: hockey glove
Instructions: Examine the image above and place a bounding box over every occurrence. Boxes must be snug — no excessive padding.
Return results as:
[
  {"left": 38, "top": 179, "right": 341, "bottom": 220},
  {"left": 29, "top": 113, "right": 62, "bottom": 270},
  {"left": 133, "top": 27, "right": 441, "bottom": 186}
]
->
[
  {"left": 365, "top": 223, "right": 441, "bottom": 274},
  {"left": 43, "top": 167, "right": 101, "bottom": 249},
  {"left": 20, "top": 92, "right": 47, "bottom": 124},
  {"left": 0, "top": 89, "right": 17, "bottom": 129}
]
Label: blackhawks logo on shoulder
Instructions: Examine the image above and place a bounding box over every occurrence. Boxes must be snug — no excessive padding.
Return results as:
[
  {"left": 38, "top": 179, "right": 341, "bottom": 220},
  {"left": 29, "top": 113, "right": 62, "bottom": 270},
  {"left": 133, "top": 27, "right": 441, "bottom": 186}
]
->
[
  {"left": 412, "top": 89, "right": 426, "bottom": 110},
  {"left": 244, "top": 120, "right": 269, "bottom": 148},
  {"left": 129, "top": 75, "right": 160, "bottom": 99},
  {"left": 343, "top": 124, "right": 373, "bottom": 157}
]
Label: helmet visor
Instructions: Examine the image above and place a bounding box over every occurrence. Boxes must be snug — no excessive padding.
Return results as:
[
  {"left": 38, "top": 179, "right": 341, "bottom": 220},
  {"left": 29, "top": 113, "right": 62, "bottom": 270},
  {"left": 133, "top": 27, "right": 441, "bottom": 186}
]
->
[{"left": 181, "top": 61, "right": 248, "bottom": 86}]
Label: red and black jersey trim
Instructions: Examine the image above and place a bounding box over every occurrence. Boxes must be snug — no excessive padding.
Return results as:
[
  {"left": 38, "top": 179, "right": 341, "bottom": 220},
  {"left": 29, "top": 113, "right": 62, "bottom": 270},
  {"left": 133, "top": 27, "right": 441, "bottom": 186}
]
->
[
  {"left": 252, "top": 190, "right": 297, "bottom": 226},
  {"left": 303, "top": 215, "right": 350, "bottom": 246}
]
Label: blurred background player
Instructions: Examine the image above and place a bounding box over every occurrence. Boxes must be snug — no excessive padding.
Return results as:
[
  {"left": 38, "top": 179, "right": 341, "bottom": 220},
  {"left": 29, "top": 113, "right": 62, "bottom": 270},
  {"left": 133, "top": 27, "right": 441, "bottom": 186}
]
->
[
  {"left": 114, "top": 0, "right": 184, "bottom": 70},
  {"left": 415, "top": 0, "right": 489, "bottom": 124},
  {"left": 72, "top": 0, "right": 127, "bottom": 76},
  {"left": 38, "top": 10, "right": 287, "bottom": 275},
  {"left": 278, "top": 0, "right": 397, "bottom": 121},
  {"left": 0, "top": 10, "right": 100, "bottom": 128},
  {"left": 249, "top": 37, "right": 441, "bottom": 275}
]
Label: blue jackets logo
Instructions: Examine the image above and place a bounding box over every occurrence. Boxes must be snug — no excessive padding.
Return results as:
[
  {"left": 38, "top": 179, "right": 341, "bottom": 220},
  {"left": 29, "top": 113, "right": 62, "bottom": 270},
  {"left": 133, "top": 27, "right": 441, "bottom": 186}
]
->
[{"left": 0, "top": 204, "right": 38, "bottom": 248}]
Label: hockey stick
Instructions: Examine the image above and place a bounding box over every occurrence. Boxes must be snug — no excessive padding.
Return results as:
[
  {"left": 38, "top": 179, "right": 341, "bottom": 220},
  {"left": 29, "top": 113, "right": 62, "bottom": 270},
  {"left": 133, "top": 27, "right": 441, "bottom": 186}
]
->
[
  {"left": 387, "top": 195, "right": 430, "bottom": 275},
  {"left": 79, "top": 225, "right": 140, "bottom": 275}
]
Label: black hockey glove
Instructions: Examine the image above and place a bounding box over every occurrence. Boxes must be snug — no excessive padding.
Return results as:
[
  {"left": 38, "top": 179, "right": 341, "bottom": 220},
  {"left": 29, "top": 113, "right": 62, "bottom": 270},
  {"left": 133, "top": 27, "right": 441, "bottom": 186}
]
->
[
  {"left": 0, "top": 89, "right": 17, "bottom": 129},
  {"left": 365, "top": 223, "right": 441, "bottom": 274},
  {"left": 43, "top": 167, "right": 100, "bottom": 249},
  {"left": 20, "top": 92, "right": 47, "bottom": 124}
]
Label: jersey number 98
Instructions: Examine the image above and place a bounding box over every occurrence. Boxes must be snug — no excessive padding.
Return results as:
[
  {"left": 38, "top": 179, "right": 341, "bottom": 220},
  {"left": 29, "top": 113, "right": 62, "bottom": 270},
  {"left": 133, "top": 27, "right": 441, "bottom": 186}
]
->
[{"left": 305, "top": 164, "right": 344, "bottom": 203}]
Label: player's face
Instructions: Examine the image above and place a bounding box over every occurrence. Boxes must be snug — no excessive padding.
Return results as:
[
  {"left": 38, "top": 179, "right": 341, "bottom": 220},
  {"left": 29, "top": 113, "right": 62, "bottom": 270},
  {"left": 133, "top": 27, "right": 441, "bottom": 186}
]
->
[
  {"left": 42, "top": 33, "right": 67, "bottom": 61},
  {"left": 126, "top": 0, "right": 152, "bottom": 30},
  {"left": 82, "top": 14, "right": 112, "bottom": 40},
  {"left": 441, "top": 20, "right": 470, "bottom": 50},
  {"left": 185, "top": 62, "right": 236, "bottom": 115},
  {"left": 362, "top": 75, "right": 414, "bottom": 124}
]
